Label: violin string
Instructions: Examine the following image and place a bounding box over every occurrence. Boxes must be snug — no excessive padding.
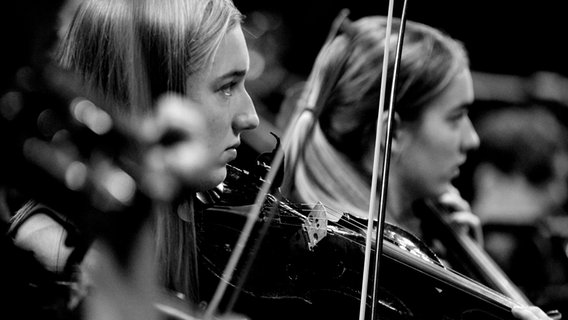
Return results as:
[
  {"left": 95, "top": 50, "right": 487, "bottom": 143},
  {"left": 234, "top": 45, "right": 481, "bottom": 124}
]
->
[
  {"left": 297, "top": 202, "right": 369, "bottom": 231},
  {"left": 284, "top": 198, "right": 368, "bottom": 229},
  {"left": 285, "top": 204, "right": 368, "bottom": 233},
  {"left": 223, "top": 166, "right": 369, "bottom": 239},
  {"left": 427, "top": 260, "right": 516, "bottom": 309},
  {"left": 278, "top": 212, "right": 367, "bottom": 235}
]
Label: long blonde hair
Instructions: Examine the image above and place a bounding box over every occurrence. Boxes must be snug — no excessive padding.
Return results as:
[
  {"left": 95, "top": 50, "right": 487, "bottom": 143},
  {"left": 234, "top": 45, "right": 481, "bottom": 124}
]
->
[
  {"left": 59, "top": 0, "right": 242, "bottom": 117},
  {"left": 58, "top": 0, "right": 243, "bottom": 302}
]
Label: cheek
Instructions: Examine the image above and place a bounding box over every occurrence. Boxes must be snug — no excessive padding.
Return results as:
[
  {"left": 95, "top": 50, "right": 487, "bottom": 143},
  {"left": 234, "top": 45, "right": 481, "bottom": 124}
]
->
[
  {"left": 421, "top": 122, "right": 458, "bottom": 161},
  {"left": 409, "top": 128, "right": 456, "bottom": 194},
  {"left": 204, "top": 111, "right": 232, "bottom": 143},
  {"left": 193, "top": 95, "right": 232, "bottom": 143}
]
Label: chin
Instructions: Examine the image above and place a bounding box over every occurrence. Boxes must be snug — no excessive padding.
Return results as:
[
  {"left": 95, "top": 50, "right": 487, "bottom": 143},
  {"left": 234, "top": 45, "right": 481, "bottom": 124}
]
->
[
  {"left": 203, "top": 166, "right": 228, "bottom": 190},
  {"left": 423, "top": 181, "right": 449, "bottom": 199},
  {"left": 183, "top": 166, "right": 227, "bottom": 192},
  {"left": 437, "top": 181, "right": 454, "bottom": 196}
]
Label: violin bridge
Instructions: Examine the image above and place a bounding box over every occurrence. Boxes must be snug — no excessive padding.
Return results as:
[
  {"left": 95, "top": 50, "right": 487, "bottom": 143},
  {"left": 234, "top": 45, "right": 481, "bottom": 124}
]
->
[{"left": 301, "top": 201, "right": 328, "bottom": 251}]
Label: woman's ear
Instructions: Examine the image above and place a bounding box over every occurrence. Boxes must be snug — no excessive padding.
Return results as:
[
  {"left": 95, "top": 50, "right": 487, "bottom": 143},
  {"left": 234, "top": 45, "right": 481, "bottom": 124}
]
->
[{"left": 380, "top": 111, "right": 404, "bottom": 153}]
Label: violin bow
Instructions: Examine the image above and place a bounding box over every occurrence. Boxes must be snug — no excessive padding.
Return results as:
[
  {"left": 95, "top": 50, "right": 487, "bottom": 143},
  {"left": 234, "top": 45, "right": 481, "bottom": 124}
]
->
[
  {"left": 358, "top": 0, "right": 394, "bottom": 317},
  {"left": 360, "top": 0, "right": 409, "bottom": 319}
]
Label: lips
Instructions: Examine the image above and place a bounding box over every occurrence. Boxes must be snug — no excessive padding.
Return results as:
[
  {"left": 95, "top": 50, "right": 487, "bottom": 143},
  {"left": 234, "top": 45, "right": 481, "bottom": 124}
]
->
[
  {"left": 223, "top": 141, "right": 240, "bottom": 162},
  {"left": 227, "top": 141, "right": 240, "bottom": 150},
  {"left": 455, "top": 156, "right": 467, "bottom": 170},
  {"left": 451, "top": 158, "right": 467, "bottom": 178}
]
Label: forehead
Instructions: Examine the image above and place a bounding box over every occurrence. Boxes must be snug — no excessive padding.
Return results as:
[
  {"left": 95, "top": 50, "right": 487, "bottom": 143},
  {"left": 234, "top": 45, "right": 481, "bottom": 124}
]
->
[
  {"left": 187, "top": 24, "right": 248, "bottom": 91},
  {"left": 210, "top": 25, "right": 248, "bottom": 76},
  {"left": 424, "top": 69, "right": 474, "bottom": 115}
]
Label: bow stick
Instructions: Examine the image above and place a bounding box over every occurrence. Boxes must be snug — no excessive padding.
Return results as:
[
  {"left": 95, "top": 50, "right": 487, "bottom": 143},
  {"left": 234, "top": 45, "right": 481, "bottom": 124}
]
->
[{"left": 365, "top": 0, "right": 409, "bottom": 319}]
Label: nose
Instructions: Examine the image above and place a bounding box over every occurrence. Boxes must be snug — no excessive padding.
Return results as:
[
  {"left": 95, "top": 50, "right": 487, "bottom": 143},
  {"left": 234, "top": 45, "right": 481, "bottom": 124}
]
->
[
  {"left": 461, "top": 116, "right": 480, "bottom": 152},
  {"left": 232, "top": 91, "right": 259, "bottom": 134}
]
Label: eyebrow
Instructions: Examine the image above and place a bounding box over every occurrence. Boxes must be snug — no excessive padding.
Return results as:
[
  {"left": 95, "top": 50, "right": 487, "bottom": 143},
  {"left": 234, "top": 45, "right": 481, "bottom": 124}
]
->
[
  {"left": 217, "top": 69, "right": 247, "bottom": 81},
  {"left": 453, "top": 101, "right": 473, "bottom": 111}
]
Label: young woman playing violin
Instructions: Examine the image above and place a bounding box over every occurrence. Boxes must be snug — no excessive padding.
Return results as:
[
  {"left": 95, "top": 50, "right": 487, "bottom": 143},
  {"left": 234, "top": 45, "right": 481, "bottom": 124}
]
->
[
  {"left": 8, "top": 0, "right": 258, "bottom": 318},
  {"left": 281, "top": 15, "right": 555, "bottom": 320}
]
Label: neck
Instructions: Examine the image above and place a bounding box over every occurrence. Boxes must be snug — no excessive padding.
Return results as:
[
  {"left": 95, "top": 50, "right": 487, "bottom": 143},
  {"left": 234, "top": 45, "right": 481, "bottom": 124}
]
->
[{"left": 385, "top": 171, "right": 422, "bottom": 236}]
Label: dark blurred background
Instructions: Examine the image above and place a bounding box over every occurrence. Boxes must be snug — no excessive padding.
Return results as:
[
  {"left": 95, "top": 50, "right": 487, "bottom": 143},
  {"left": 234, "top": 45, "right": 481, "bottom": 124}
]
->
[{"left": 237, "top": 0, "right": 568, "bottom": 77}]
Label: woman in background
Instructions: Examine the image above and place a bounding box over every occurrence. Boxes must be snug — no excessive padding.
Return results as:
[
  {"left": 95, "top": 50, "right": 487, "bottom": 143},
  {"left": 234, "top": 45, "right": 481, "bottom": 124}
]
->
[{"left": 282, "top": 14, "right": 554, "bottom": 320}]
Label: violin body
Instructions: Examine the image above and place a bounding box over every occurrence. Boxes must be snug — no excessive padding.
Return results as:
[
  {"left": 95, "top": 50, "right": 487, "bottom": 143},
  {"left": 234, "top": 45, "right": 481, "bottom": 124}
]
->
[{"left": 195, "top": 165, "right": 521, "bottom": 320}]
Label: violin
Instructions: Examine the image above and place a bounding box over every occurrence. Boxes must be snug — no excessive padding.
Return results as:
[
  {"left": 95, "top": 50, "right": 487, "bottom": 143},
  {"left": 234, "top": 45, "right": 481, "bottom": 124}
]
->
[{"left": 193, "top": 164, "right": 547, "bottom": 320}]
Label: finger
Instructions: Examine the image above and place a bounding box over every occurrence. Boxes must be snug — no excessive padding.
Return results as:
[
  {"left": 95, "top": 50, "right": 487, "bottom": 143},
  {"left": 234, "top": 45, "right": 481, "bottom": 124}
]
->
[
  {"left": 512, "top": 306, "right": 552, "bottom": 320},
  {"left": 438, "top": 191, "right": 471, "bottom": 212},
  {"left": 447, "top": 211, "right": 484, "bottom": 245},
  {"left": 448, "top": 211, "right": 481, "bottom": 228}
]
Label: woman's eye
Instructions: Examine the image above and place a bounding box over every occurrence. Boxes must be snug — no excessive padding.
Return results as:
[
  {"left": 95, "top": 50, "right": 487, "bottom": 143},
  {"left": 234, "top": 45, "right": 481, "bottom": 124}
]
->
[
  {"left": 220, "top": 82, "right": 236, "bottom": 97},
  {"left": 450, "top": 109, "right": 467, "bottom": 122}
]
